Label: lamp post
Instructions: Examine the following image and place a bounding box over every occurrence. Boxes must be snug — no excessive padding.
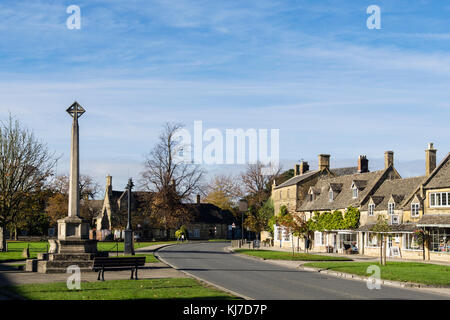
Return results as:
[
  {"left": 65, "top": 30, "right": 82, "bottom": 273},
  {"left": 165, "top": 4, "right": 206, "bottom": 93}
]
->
[
  {"left": 239, "top": 199, "right": 248, "bottom": 245},
  {"left": 124, "top": 178, "right": 135, "bottom": 255}
]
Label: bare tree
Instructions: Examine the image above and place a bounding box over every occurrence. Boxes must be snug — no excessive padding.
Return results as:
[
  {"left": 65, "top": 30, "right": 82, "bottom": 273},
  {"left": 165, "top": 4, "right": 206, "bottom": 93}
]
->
[
  {"left": 140, "top": 123, "right": 205, "bottom": 236},
  {"left": 241, "top": 161, "right": 281, "bottom": 209},
  {"left": 0, "top": 115, "right": 57, "bottom": 251}
]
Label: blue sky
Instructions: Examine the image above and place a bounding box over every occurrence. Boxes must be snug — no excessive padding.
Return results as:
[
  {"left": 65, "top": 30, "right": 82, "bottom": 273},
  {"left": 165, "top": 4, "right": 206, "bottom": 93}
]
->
[{"left": 1, "top": 0, "right": 450, "bottom": 193}]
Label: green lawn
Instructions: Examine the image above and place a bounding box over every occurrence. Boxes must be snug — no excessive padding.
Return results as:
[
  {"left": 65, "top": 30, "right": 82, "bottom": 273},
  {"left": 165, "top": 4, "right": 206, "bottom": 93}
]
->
[
  {"left": 303, "top": 261, "right": 450, "bottom": 286},
  {"left": 113, "top": 253, "right": 159, "bottom": 263},
  {"left": 234, "top": 249, "right": 353, "bottom": 261},
  {"left": 0, "top": 241, "right": 49, "bottom": 262},
  {"left": 0, "top": 278, "right": 241, "bottom": 300},
  {"left": 0, "top": 241, "right": 176, "bottom": 263}
]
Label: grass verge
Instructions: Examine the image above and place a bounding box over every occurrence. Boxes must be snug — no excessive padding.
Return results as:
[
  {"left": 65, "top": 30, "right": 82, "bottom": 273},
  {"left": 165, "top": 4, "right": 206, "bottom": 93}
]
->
[
  {"left": 234, "top": 249, "right": 352, "bottom": 261},
  {"left": 0, "top": 278, "right": 241, "bottom": 300},
  {"left": 303, "top": 261, "right": 450, "bottom": 286}
]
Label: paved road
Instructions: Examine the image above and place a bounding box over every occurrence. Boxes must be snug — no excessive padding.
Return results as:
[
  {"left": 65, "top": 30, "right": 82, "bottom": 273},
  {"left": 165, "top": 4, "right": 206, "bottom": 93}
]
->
[{"left": 157, "top": 242, "right": 449, "bottom": 300}]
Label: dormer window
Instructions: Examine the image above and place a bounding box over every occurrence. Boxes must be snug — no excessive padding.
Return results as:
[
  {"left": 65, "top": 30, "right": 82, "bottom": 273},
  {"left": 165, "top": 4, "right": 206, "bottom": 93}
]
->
[
  {"left": 388, "top": 202, "right": 395, "bottom": 215},
  {"left": 329, "top": 190, "right": 334, "bottom": 202}
]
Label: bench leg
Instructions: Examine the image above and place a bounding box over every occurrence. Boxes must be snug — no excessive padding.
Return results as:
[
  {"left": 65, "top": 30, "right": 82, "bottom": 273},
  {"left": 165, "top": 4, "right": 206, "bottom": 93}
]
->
[
  {"left": 97, "top": 270, "right": 102, "bottom": 281},
  {"left": 102, "top": 268, "right": 105, "bottom": 281},
  {"left": 135, "top": 267, "right": 138, "bottom": 280},
  {"left": 130, "top": 267, "right": 134, "bottom": 280}
]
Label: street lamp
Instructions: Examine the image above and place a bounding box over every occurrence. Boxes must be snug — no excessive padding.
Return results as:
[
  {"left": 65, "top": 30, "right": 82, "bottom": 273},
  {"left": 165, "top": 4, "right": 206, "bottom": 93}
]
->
[
  {"left": 124, "top": 178, "right": 135, "bottom": 255},
  {"left": 239, "top": 199, "right": 248, "bottom": 244}
]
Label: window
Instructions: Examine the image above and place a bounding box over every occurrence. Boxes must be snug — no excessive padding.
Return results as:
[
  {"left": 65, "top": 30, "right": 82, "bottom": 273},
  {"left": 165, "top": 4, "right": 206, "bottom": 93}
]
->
[
  {"left": 429, "top": 228, "right": 450, "bottom": 252},
  {"left": 404, "top": 233, "right": 421, "bottom": 250},
  {"left": 368, "top": 204, "right": 375, "bottom": 216},
  {"left": 329, "top": 190, "right": 333, "bottom": 202},
  {"left": 309, "top": 193, "right": 314, "bottom": 201},
  {"left": 411, "top": 203, "right": 420, "bottom": 217},
  {"left": 388, "top": 202, "right": 395, "bottom": 215},
  {"left": 351, "top": 184, "right": 358, "bottom": 198},
  {"left": 315, "top": 231, "right": 324, "bottom": 246},
  {"left": 366, "top": 232, "right": 381, "bottom": 247},
  {"left": 430, "top": 192, "right": 450, "bottom": 207},
  {"left": 283, "top": 227, "right": 291, "bottom": 241}
]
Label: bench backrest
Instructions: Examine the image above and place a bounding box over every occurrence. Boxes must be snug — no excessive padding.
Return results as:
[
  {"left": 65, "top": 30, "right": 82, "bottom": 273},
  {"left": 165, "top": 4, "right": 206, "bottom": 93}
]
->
[{"left": 93, "top": 256, "right": 146, "bottom": 268}]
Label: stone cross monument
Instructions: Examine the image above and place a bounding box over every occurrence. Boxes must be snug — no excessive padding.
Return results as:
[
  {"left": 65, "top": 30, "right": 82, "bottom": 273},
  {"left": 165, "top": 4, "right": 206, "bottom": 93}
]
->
[
  {"left": 56, "top": 102, "right": 97, "bottom": 253},
  {"left": 26, "top": 102, "right": 99, "bottom": 273}
]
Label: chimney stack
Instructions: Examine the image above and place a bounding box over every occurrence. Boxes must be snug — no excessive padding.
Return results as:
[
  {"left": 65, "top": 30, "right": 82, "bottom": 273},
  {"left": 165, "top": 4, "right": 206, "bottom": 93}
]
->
[
  {"left": 300, "top": 161, "right": 309, "bottom": 175},
  {"left": 358, "top": 155, "right": 369, "bottom": 173},
  {"left": 384, "top": 151, "right": 394, "bottom": 169},
  {"left": 196, "top": 194, "right": 201, "bottom": 204},
  {"left": 425, "top": 142, "right": 437, "bottom": 176},
  {"left": 318, "top": 154, "right": 330, "bottom": 171}
]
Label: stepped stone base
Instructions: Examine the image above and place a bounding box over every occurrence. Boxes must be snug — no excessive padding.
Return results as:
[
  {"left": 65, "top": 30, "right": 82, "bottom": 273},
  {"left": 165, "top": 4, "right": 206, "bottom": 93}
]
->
[{"left": 26, "top": 238, "right": 108, "bottom": 274}]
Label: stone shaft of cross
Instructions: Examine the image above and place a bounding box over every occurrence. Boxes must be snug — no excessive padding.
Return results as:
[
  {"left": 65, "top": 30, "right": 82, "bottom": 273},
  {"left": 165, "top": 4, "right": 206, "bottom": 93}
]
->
[{"left": 67, "top": 102, "right": 85, "bottom": 218}]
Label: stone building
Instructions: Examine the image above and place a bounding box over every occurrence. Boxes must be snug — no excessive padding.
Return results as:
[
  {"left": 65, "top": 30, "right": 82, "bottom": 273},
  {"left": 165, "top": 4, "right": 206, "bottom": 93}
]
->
[
  {"left": 294, "top": 152, "right": 401, "bottom": 252},
  {"left": 273, "top": 143, "right": 450, "bottom": 263},
  {"left": 94, "top": 176, "right": 237, "bottom": 241}
]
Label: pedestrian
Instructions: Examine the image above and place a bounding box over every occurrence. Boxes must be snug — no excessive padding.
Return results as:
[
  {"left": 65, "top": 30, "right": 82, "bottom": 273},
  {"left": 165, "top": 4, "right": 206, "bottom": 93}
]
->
[{"left": 181, "top": 234, "right": 185, "bottom": 242}]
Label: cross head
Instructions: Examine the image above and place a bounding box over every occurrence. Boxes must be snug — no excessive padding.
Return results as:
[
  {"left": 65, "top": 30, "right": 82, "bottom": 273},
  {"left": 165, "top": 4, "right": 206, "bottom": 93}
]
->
[{"left": 66, "top": 101, "right": 86, "bottom": 119}]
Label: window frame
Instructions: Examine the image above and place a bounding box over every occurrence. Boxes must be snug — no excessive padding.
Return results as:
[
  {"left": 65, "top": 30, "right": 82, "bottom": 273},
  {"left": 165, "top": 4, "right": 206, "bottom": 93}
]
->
[
  {"left": 429, "top": 192, "right": 450, "bottom": 208},
  {"left": 411, "top": 202, "right": 420, "bottom": 217},
  {"left": 388, "top": 202, "right": 395, "bottom": 215},
  {"left": 368, "top": 203, "right": 375, "bottom": 216}
]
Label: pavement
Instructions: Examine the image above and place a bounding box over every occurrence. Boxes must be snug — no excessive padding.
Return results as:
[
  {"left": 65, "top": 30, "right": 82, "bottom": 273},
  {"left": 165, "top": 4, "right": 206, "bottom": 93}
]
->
[{"left": 157, "top": 242, "right": 450, "bottom": 300}]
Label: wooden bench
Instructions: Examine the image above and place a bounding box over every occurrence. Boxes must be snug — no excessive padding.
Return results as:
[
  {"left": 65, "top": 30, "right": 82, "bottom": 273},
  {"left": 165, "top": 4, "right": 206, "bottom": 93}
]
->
[{"left": 93, "top": 256, "right": 146, "bottom": 281}]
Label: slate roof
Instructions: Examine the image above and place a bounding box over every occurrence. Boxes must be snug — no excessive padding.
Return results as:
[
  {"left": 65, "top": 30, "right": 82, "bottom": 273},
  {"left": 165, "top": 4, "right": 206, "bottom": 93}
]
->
[
  {"left": 423, "top": 153, "right": 450, "bottom": 189},
  {"left": 274, "top": 170, "right": 319, "bottom": 189},
  {"left": 417, "top": 215, "right": 450, "bottom": 227},
  {"left": 359, "top": 176, "right": 425, "bottom": 210},
  {"left": 274, "top": 166, "right": 358, "bottom": 190},
  {"left": 185, "top": 203, "right": 237, "bottom": 225},
  {"left": 298, "top": 169, "right": 388, "bottom": 212}
]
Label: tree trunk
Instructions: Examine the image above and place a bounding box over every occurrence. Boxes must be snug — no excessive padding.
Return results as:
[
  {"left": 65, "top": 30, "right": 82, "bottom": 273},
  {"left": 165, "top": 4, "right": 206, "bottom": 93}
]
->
[
  {"left": 291, "top": 233, "right": 294, "bottom": 257},
  {"left": 379, "top": 234, "right": 383, "bottom": 265},
  {"left": 0, "top": 227, "right": 6, "bottom": 252},
  {"left": 14, "top": 225, "right": 18, "bottom": 241}
]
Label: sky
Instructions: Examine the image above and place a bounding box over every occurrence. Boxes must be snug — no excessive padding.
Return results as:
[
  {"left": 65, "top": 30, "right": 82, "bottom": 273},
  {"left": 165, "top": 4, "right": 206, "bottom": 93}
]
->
[{"left": 1, "top": 0, "right": 450, "bottom": 195}]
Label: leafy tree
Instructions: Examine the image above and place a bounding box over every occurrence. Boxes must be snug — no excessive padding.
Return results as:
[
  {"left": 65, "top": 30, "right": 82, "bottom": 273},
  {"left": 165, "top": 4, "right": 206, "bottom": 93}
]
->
[
  {"left": 45, "top": 174, "right": 101, "bottom": 226},
  {"left": 0, "top": 115, "right": 57, "bottom": 251},
  {"left": 204, "top": 174, "right": 243, "bottom": 211},
  {"left": 343, "top": 206, "right": 360, "bottom": 230},
  {"left": 244, "top": 199, "right": 274, "bottom": 240}
]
